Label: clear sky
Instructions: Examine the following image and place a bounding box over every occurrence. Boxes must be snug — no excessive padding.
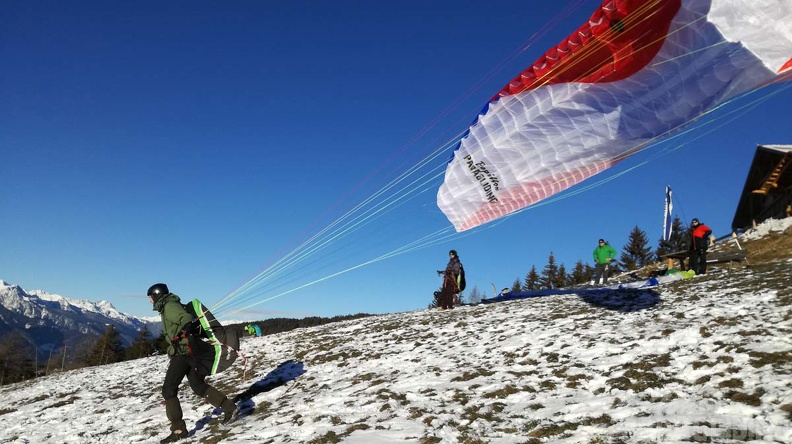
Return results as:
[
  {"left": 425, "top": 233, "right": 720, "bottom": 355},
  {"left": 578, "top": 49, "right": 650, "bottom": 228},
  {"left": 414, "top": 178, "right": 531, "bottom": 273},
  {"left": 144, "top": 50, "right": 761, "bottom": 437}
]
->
[{"left": 2, "top": 0, "right": 791, "bottom": 320}]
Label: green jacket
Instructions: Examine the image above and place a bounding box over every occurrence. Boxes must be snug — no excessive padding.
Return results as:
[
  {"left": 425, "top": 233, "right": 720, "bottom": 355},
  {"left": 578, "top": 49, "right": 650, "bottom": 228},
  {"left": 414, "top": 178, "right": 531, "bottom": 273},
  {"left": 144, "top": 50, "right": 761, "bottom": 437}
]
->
[
  {"left": 593, "top": 244, "right": 617, "bottom": 265},
  {"left": 153, "top": 293, "right": 194, "bottom": 356}
]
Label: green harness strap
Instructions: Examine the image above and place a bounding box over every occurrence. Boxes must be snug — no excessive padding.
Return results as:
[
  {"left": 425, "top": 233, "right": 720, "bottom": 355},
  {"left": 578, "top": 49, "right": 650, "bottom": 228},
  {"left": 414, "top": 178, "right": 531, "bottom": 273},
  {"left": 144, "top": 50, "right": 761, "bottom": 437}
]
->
[{"left": 190, "top": 300, "right": 223, "bottom": 375}]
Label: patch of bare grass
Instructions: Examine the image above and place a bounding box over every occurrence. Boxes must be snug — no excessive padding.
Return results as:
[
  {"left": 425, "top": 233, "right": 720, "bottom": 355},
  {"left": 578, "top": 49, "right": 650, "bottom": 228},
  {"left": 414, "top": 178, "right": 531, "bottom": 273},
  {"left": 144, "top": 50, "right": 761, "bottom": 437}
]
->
[
  {"left": 741, "top": 225, "right": 792, "bottom": 264},
  {"left": 747, "top": 350, "right": 792, "bottom": 372},
  {"left": 451, "top": 368, "right": 494, "bottom": 382},
  {"left": 780, "top": 404, "right": 792, "bottom": 421},
  {"left": 482, "top": 384, "right": 519, "bottom": 399},
  {"left": 46, "top": 396, "right": 79, "bottom": 409},
  {"left": 717, "top": 378, "right": 743, "bottom": 389},
  {"left": 461, "top": 403, "right": 504, "bottom": 423},
  {"left": 725, "top": 389, "right": 765, "bottom": 407}
]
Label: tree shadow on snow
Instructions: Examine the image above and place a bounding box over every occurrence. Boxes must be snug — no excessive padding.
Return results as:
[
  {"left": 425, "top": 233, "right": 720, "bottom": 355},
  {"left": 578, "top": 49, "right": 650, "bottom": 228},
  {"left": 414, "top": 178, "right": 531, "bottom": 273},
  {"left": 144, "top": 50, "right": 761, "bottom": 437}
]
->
[{"left": 191, "top": 359, "right": 306, "bottom": 434}]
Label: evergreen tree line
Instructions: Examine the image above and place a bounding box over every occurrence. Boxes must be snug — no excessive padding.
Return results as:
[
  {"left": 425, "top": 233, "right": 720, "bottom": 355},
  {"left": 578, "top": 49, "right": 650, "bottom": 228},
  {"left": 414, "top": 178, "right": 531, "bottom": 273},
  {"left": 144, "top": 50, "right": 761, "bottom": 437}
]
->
[
  {"left": 0, "top": 325, "right": 162, "bottom": 386},
  {"left": 431, "top": 216, "right": 692, "bottom": 304},
  {"left": 0, "top": 312, "right": 373, "bottom": 386},
  {"left": 507, "top": 216, "right": 691, "bottom": 291}
]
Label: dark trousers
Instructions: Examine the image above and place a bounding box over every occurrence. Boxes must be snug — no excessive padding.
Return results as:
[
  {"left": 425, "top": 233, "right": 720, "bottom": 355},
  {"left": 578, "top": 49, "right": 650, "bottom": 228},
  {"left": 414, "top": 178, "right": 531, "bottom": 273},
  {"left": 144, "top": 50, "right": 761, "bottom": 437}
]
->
[
  {"left": 689, "top": 249, "right": 707, "bottom": 275},
  {"left": 593, "top": 263, "right": 609, "bottom": 284},
  {"left": 162, "top": 354, "right": 209, "bottom": 400},
  {"left": 439, "top": 277, "right": 456, "bottom": 309}
]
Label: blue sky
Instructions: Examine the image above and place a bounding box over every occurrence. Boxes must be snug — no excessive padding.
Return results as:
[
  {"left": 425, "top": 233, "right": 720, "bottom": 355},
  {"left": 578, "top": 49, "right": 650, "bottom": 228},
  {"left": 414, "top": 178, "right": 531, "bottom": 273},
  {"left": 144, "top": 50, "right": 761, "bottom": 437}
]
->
[{"left": 3, "top": 0, "right": 790, "bottom": 320}]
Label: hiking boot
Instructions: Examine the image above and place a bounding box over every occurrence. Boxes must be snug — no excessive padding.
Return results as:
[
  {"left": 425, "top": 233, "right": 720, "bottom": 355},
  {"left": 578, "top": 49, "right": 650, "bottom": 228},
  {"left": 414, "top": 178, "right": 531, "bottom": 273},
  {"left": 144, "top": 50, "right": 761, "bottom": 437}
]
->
[
  {"left": 221, "top": 404, "right": 240, "bottom": 424},
  {"left": 221, "top": 402, "right": 240, "bottom": 424},
  {"left": 160, "top": 427, "right": 188, "bottom": 443},
  {"left": 162, "top": 397, "right": 187, "bottom": 443},
  {"left": 206, "top": 386, "right": 239, "bottom": 424}
]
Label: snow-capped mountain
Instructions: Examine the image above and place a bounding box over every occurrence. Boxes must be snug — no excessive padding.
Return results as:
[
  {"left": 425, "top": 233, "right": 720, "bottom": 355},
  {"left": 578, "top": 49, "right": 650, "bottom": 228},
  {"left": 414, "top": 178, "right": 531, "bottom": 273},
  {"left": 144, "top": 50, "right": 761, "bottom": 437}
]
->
[{"left": 0, "top": 280, "right": 159, "bottom": 360}]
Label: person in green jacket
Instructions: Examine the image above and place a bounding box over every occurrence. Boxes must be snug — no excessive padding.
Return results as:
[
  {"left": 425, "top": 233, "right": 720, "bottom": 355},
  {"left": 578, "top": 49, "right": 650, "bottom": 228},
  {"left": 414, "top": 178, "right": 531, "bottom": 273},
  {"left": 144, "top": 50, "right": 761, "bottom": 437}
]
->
[
  {"left": 592, "top": 239, "right": 617, "bottom": 285},
  {"left": 244, "top": 324, "right": 262, "bottom": 337},
  {"left": 148, "top": 283, "right": 239, "bottom": 443}
]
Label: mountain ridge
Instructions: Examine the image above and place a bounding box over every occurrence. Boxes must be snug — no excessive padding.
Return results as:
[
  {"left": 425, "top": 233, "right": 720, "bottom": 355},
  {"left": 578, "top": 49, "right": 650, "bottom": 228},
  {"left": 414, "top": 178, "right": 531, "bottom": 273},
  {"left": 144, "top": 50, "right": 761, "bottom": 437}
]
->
[{"left": 0, "top": 280, "right": 159, "bottom": 363}]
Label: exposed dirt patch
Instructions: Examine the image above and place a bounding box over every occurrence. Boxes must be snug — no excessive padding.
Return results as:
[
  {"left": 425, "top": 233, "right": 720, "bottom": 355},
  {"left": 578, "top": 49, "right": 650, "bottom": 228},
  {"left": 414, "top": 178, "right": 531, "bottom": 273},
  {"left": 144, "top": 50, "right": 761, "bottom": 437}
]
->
[{"left": 730, "top": 224, "right": 792, "bottom": 264}]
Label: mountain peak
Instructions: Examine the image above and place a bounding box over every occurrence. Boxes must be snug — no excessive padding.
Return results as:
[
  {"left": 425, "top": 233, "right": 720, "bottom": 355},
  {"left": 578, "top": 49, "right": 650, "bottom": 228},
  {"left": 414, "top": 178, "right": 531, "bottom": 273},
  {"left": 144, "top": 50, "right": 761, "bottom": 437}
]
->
[{"left": 0, "top": 280, "right": 159, "bottom": 360}]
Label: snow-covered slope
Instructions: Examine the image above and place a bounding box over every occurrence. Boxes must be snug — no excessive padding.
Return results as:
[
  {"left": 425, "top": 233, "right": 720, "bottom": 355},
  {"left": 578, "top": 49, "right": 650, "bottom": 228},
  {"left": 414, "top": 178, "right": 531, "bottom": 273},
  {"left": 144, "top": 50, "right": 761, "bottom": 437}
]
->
[{"left": 0, "top": 221, "right": 790, "bottom": 443}]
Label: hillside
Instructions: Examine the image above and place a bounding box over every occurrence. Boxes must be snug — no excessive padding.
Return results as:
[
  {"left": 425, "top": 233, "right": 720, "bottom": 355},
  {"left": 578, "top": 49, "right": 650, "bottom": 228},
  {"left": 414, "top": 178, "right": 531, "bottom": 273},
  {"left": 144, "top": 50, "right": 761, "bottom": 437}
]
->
[{"left": 0, "top": 219, "right": 790, "bottom": 443}]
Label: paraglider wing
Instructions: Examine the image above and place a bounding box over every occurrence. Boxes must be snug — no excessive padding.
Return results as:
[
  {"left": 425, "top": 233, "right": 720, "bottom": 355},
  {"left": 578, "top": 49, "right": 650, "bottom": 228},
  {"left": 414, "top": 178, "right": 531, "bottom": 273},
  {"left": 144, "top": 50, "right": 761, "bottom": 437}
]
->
[{"left": 438, "top": 0, "right": 792, "bottom": 232}]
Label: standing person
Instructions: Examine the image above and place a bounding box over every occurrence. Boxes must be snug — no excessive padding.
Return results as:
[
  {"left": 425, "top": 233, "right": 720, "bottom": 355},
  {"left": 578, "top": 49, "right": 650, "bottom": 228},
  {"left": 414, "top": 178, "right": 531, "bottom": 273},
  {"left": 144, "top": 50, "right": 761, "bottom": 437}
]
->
[
  {"left": 592, "top": 239, "right": 617, "bottom": 285},
  {"left": 436, "top": 250, "right": 462, "bottom": 310},
  {"left": 688, "top": 218, "right": 712, "bottom": 275},
  {"left": 148, "top": 283, "right": 239, "bottom": 443}
]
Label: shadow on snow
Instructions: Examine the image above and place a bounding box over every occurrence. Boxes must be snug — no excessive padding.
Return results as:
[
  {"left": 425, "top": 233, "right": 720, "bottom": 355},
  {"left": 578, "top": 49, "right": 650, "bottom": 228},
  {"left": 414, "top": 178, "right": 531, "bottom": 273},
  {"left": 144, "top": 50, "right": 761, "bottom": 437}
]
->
[
  {"left": 481, "top": 286, "right": 661, "bottom": 313},
  {"left": 190, "top": 359, "right": 306, "bottom": 435}
]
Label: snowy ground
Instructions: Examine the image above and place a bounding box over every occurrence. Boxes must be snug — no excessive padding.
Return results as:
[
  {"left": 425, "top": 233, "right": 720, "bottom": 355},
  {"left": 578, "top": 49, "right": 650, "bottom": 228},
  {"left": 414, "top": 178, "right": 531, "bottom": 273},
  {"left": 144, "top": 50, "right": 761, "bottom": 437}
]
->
[{"left": 1, "top": 221, "right": 791, "bottom": 443}]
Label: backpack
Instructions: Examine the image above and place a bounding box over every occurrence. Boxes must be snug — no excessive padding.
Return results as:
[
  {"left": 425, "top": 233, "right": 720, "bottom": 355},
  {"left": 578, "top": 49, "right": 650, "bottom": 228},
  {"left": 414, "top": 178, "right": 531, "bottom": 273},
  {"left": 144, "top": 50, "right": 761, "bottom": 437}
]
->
[
  {"left": 456, "top": 265, "right": 466, "bottom": 293},
  {"left": 182, "top": 299, "right": 241, "bottom": 375}
]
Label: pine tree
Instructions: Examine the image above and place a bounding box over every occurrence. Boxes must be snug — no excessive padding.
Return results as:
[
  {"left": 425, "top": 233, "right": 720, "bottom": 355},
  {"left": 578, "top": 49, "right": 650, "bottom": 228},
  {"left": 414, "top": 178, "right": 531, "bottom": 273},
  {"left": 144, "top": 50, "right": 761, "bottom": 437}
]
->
[
  {"left": 620, "top": 226, "right": 654, "bottom": 270},
  {"left": 429, "top": 288, "right": 441, "bottom": 309},
  {"left": 466, "top": 285, "right": 483, "bottom": 304},
  {"left": 523, "top": 266, "right": 540, "bottom": 291},
  {"left": 153, "top": 331, "right": 169, "bottom": 355},
  {"left": 540, "top": 252, "right": 559, "bottom": 289},
  {"left": 0, "top": 331, "right": 36, "bottom": 385},
  {"left": 511, "top": 278, "right": 522, "bottom": 293},
  {"left": 570, "top": 260, "right": 591, "bottom": 285},
  {"left": 656, "top": 216, "right": 687, "bottom": 257},
  {"left": 85, "top": 325, "right": 125, "bottom": 366},
  {"left": 126, "top": 325, "right": 156, "bottom": 360},
  {"left": 555, "top": 264, "right": 568, "bottom": 289}
]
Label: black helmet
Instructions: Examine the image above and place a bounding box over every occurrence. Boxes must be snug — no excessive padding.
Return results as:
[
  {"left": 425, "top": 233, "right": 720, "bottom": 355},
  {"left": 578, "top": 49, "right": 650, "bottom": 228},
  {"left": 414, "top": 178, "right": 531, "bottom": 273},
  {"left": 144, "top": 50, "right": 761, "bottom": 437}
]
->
[
  {"left": 691, "top": 218, "right": 699, "bottom": 225},
  {"left": 147, "top": 283, "right": 169, "bottom": 303},
  {"left": 449, "top": 249, "right": 457, "bottom": 257}
]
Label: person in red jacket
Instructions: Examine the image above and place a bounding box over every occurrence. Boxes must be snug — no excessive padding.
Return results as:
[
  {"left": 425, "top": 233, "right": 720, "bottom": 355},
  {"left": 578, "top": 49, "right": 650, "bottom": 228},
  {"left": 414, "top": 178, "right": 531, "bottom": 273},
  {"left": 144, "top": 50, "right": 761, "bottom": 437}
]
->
[{"left": 688, "top": 218, "right": 712, "bottom": 275}]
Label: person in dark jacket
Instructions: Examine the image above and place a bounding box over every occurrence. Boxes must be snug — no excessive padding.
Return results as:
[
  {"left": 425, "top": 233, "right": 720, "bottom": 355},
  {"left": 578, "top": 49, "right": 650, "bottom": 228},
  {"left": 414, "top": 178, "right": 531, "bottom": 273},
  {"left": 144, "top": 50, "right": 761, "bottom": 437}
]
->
[
  {"left": 688, "top": 218, "right": 712, "bottom": 275},
  {"left": 592, "top": 239, "right": 617, "bottom": 285},
  {"left": 148, "top": 283, "right": 239, "bottom": 443},
  {"left": 436, "top": 250, "right": 462, "bottom": 309}
]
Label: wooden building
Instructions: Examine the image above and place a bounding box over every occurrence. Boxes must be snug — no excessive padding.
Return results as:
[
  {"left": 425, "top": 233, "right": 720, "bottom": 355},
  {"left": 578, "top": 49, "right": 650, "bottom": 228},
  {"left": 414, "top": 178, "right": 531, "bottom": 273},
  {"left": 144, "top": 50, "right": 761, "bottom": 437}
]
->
[{"left": 732, "top": 144, "right": 792, "bottom": 232}]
